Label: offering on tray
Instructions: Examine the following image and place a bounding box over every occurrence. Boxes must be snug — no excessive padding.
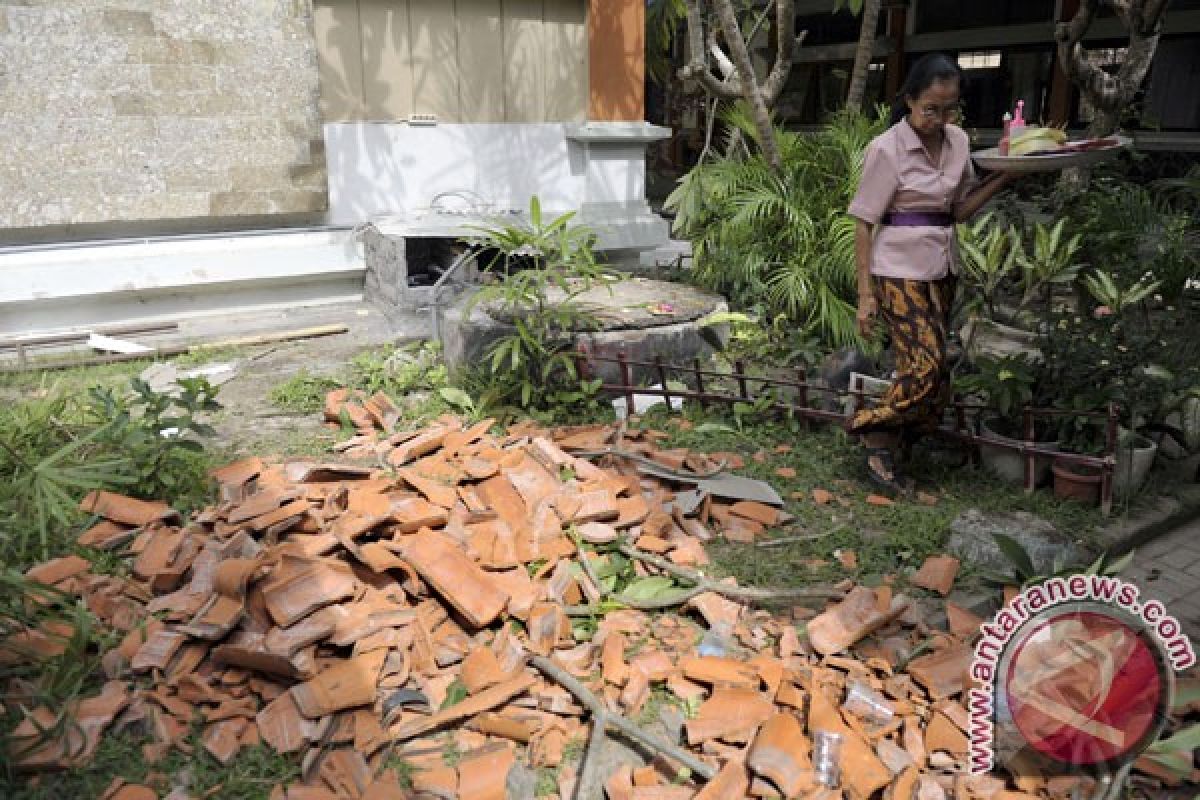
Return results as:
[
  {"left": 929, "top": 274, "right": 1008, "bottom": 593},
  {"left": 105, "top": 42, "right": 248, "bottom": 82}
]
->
[
  {"left": 975, "top": 99, "right": 1128, "bottom": 172},
  {"left": 1009, "top": 126, "right": 1068, "bottom": 156}
]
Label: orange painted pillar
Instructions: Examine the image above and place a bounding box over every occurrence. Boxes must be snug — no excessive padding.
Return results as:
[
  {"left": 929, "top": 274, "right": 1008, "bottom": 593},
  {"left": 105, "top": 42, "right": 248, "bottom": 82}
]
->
[{"left": 588, "top": 0, "right": 645, "bottom": 121}]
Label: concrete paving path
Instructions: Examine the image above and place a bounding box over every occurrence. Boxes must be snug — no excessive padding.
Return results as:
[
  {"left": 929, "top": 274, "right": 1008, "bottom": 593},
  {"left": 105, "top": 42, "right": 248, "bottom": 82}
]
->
[{"left": 1121, "top": 514, "right": 1200, "bottom": 645}]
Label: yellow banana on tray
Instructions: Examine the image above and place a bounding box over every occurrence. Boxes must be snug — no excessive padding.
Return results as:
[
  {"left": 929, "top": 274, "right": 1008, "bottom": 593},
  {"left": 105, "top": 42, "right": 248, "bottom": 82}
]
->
[{"left": 1009, "top": 126, "right": 1069, "bottom": 156}]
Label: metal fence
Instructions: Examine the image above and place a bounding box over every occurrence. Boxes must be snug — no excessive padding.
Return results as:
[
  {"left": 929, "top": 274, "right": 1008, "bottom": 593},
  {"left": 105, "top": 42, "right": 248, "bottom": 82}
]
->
[{"left": 572, "top": 350, "right": 1121, "bottom": 515}]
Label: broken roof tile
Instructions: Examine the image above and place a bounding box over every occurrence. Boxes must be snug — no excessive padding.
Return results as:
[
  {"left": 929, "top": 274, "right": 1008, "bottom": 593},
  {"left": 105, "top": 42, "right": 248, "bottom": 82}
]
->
[
  {"left": 399, "top": 529, "right": 510, "bottom": 629},
  {"left": 291, "top": 649, "right": 387, "bottom": 718},
  {"left": 911, "top": 556, "right": 960, "bottom": 597},
  {"left": 806, "top": 587, "right": 907, "bottom": 656}
]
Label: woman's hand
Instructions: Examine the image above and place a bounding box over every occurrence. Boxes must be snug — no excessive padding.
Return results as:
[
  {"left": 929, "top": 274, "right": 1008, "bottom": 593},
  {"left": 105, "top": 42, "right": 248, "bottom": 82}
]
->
[{"left": 857, "top": 293, "right": 879, "bottom": 337}]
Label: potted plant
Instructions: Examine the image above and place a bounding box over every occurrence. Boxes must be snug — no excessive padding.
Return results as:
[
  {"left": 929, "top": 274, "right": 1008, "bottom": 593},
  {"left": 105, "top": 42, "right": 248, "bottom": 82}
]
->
[
  {"left": 955, "top": 354, "right": 1059, "bottom": 486},
  {"left": 1051, "top": 413, "right": 1107, "bottom": 505}
]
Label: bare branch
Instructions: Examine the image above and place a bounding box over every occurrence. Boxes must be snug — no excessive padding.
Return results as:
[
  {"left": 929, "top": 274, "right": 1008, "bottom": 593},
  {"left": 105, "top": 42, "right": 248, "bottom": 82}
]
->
[
  {"left": 1137, "top": 0, "right": 1170, "bottom": 34},
  {"left": 708, "top": 30, "right": 736, "bottom": 80},
  {"left": 677, "top": 0, "right": 742, "bottom": 99},
  {"left": 763, "top": 0, "right": 800, "bottom": 106},
  {"left": 1108, "top": 0, "right": 1132, "bottom": 30}
]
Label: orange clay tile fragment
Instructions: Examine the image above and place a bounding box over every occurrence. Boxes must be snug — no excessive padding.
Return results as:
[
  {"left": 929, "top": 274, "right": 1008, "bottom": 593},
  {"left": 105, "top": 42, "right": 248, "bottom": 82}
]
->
[
  {"left": 906, "top": 643, "right": 972, "bottom": 700},
  {"left": 945, "top": 602, "right": 983, "bottom": 638},
  {"left": 291, "top": 649, "right": 387, "bottom": 718},
  {"left": 805, "top": 586, "right": 907, "bottom": 656},
  {"left": 388, "top": 423, "right": 458, "bottom": 466},
  {"left": 807, "top": 688, "right": 891, "bottom": 800},
  {"left": 606, "top": 764, "right": 635, "bottom": 800},
  {"left": 911, "top": 555, "right": 960, "bottom": 596},
  {"left": 577, "top": 521, "right": 619, "bottom": 544},
  {"left": 397, "top": 467, "right": 459, "bottom": 509},
  {"left": 256, "top": 691, "right": 313, "bottom": 754},
  {"left": 684, "top": 687, "right": 774, "bottom": 744},
  {"left": 25, "top": 555, "right": 91, "bottom": 586},
  {"left": 680, "top": 656, "right": 759, "bottom": 690},
  {"left": 460, "top": 647, "right": 508, "bottom": 695},
  {"left": 887, "top": 766, "right": 919, "bottom": 800},
  {"left": 924, "top": 710, "right": 969, "bottom": 756},
  {"left": 131, "top": 629, "right": 187, "bottom": 672},
  {"left": 110, "top": 787, "right": 157, "bottom": 800},
  {"left": 203, "top": 717, "right": 248, "bottom": 765},
  {"left": 391, "top": 673, "right": 536, "bottom": 741},
  {"left": 812, "top": 488, "right": 834, "bottom": 505},
  {"left": 629, "top": 788, "right": 693, "bottom": 800},
  {"left": 260, "top": 557, "right": 356, "bottom": 627},
  {"left": 615, "top": 494, "right": 650, "bottom": 529},
  {"left": 747, "top": 712, "right": 815, "bottom": 798},
  {"left": 457, "top": 744, "right": 515, "bottom": 800},
  {"left": 602, "top": 632, "right": 629, "bottom": 686},
  {"left": 411, "top": 764, "right": 458, "bottom": 797},
  {"left": 80, "top": 490, "right": 177, "bottom": 526},
  {"left": 866, "top": 494, "right": 895, "bottom": 506},
  {"left": 694, "top": 759, "right": 749, "bottom": 799},
  {"left": 384, "top": 496, "right": 448, "bottom": 533},
  {"left": 729, "top": 501, "right": 781, "bottom": 527},
  {"left": 400, "top": 528, "right": 510, "bottom": 628},
  {"left": 526, "top": 602, "right": 570, "bottom": 655}
]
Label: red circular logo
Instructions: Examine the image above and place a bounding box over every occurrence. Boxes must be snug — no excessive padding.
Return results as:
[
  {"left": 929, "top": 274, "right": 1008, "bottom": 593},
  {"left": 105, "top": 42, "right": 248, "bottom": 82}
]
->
[{"left": 1002, "top": 608, "right": 1168, "bottom": 767}]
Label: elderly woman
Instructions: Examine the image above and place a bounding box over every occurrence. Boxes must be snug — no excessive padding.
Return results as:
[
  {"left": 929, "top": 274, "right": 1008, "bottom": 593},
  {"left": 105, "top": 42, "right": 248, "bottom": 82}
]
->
[{"left": 847, "top": 53, "right": 1015, "bottom": 493}]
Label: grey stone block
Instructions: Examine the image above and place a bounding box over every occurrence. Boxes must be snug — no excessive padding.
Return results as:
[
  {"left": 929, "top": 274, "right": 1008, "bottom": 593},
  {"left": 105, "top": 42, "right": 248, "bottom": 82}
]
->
[{"left": 946, "top": 509, "right": 1087, "bottom": 578}]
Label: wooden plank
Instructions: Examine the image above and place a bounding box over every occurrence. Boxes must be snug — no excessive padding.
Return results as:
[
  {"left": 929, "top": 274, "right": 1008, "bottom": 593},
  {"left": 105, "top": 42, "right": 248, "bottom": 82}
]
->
[
  {"left": 456, "top": 0, "right": 506, "bottom": 122},
  {"left": 543, "top": 0, "right": 587, "bottom": 122},
  {"left": 502, "top": 0, "right": 546, "bottom": 123},
  {"left": 313, "top": 0, "right": 366, "bottom": 121},
  {"left": 409, "top": 0, "right": 461, "bottom": 121},
  {"left": 358, "top": 0, "right": 415, "bottom": 121}
]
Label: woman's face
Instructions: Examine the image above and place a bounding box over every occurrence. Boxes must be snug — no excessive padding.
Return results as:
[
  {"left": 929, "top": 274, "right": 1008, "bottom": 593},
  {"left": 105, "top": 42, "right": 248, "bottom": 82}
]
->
[{"left": 906, "top": 77, "right": 962, "bottom": 137}]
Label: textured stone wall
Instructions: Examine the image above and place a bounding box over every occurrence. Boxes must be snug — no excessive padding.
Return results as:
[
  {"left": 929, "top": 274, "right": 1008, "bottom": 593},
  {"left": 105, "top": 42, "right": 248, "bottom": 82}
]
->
[{"left": 0, "top": 1, "right": 327, "bottom": 231}]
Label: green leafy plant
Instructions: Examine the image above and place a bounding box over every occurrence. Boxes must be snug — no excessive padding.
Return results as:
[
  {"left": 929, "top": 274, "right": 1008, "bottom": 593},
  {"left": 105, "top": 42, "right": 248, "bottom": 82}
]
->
[
  {"left": 987, "top": 533, "right": 1132, "bottom": 587},
  {"left": 954, "top": 355, "right": 1042, "bottom": 435},
  {"left": 267, "top": 370, "right": 340, "bottom": 414},
  {"left": 1082, "top": 269, "right": 1160, "bottom": 314},
  {"left": 956, "top": 212, "right": 1020, "bottom": 321},
  {"left": 1013, "top": 218, "right": 1085, "bottom": 312},
  {"left": 351, "top": 341, "right": 447, "bottom": 397},
  {"left": 666, "top": 107, "right": 887, "bottom": 349},
  {"left": 85, "top": 376, "right": 221, "bottom": 507},
  {"left": 466, "top": 196, "right": 614, "bottom": 410}
]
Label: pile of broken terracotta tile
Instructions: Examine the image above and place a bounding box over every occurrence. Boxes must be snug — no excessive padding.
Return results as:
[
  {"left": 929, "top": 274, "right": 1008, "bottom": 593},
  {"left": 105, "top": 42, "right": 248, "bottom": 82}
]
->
[{"left": 4, "top": 408, "right": 1195, "bottom": 799}]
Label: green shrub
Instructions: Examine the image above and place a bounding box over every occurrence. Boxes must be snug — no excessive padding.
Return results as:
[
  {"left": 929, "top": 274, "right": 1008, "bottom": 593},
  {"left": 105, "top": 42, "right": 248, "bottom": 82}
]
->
[{"left": 665, "top": 106, "right": 887, "bottom": 350}]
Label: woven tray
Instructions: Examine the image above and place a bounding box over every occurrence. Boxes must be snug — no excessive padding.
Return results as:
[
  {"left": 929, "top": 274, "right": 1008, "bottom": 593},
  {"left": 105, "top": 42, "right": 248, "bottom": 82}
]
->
[{"left": 972, "top": 135, "right": 1131, "bottom": 173}]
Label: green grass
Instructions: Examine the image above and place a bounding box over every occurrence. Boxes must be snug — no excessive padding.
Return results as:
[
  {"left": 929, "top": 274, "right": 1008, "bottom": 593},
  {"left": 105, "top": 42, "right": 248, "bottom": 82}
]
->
[
  {"left": 0, "top": 731, "right": 301, "bottom": 800},
  {"left": 0, "top": 359, "right": 151, "bottom": 396},
  {"left": 266, "top": 370, "right": 341, "bottom": 414},
  {"left": 636, "top": 407, "right": 1113, "bottom": 593}
]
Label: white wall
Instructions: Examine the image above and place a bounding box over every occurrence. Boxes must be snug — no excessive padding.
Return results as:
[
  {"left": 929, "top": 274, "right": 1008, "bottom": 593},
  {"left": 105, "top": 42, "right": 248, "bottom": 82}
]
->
[{"left": 325, "top": 122, "right": 586, "bottom": 223}]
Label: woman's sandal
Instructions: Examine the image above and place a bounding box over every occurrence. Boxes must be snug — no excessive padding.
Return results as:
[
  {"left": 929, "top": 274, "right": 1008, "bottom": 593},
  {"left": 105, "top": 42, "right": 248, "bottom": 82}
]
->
[{"left": 863, "top": 446, "right": 915, "bottom": 496}]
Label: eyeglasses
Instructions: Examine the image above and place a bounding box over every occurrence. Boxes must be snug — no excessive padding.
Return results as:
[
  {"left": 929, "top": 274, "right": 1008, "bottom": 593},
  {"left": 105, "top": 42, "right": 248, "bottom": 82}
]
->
[{"left": 919, "top": 104, "right": 964, "bottom": 122}]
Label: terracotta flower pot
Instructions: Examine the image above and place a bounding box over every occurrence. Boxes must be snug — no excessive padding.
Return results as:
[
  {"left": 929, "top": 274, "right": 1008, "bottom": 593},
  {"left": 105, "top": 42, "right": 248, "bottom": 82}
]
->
[{"left": 1051, "top": 460, "right": 1103, "bottom": 505}]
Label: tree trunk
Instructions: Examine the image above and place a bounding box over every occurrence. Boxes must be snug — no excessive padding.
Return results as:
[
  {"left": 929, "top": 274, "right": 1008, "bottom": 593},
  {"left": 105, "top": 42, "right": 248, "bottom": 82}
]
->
[
  {"left": 711, "top": 0, "right": 783, "bottom": 171},
  {"left": 845, "top": 0, "right": 883, "bottom": 114},
  {"left": 1055, "top": 0, "right": 1168, "bottom": 188}
]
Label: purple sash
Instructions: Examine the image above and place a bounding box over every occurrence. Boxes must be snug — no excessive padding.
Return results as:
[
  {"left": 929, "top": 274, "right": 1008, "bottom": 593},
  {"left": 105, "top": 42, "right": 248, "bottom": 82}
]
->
[{"left": 881, "top": 211, "right": 955, "bottom": 227}]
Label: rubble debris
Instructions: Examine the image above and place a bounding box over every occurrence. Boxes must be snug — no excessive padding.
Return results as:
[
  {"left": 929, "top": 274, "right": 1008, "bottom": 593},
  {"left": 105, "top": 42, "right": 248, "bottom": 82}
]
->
[{"left": 4, "top": 413, "right": 1191, "bottom": 800}]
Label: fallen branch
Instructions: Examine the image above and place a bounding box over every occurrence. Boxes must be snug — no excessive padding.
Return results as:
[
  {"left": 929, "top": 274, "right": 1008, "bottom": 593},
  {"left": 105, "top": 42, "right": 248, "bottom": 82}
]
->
[
  {"left": 562, "top": 540, "right": 842, "bottom": 616},
  {"left": 616, "top": 542, "right": 844, "bottom": 604},
  {"left": 529, "top": 654, "right": 716, "bottom": 800},
  {"left": 755, "top": 530, "right": 836, "bottom": 548}
]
